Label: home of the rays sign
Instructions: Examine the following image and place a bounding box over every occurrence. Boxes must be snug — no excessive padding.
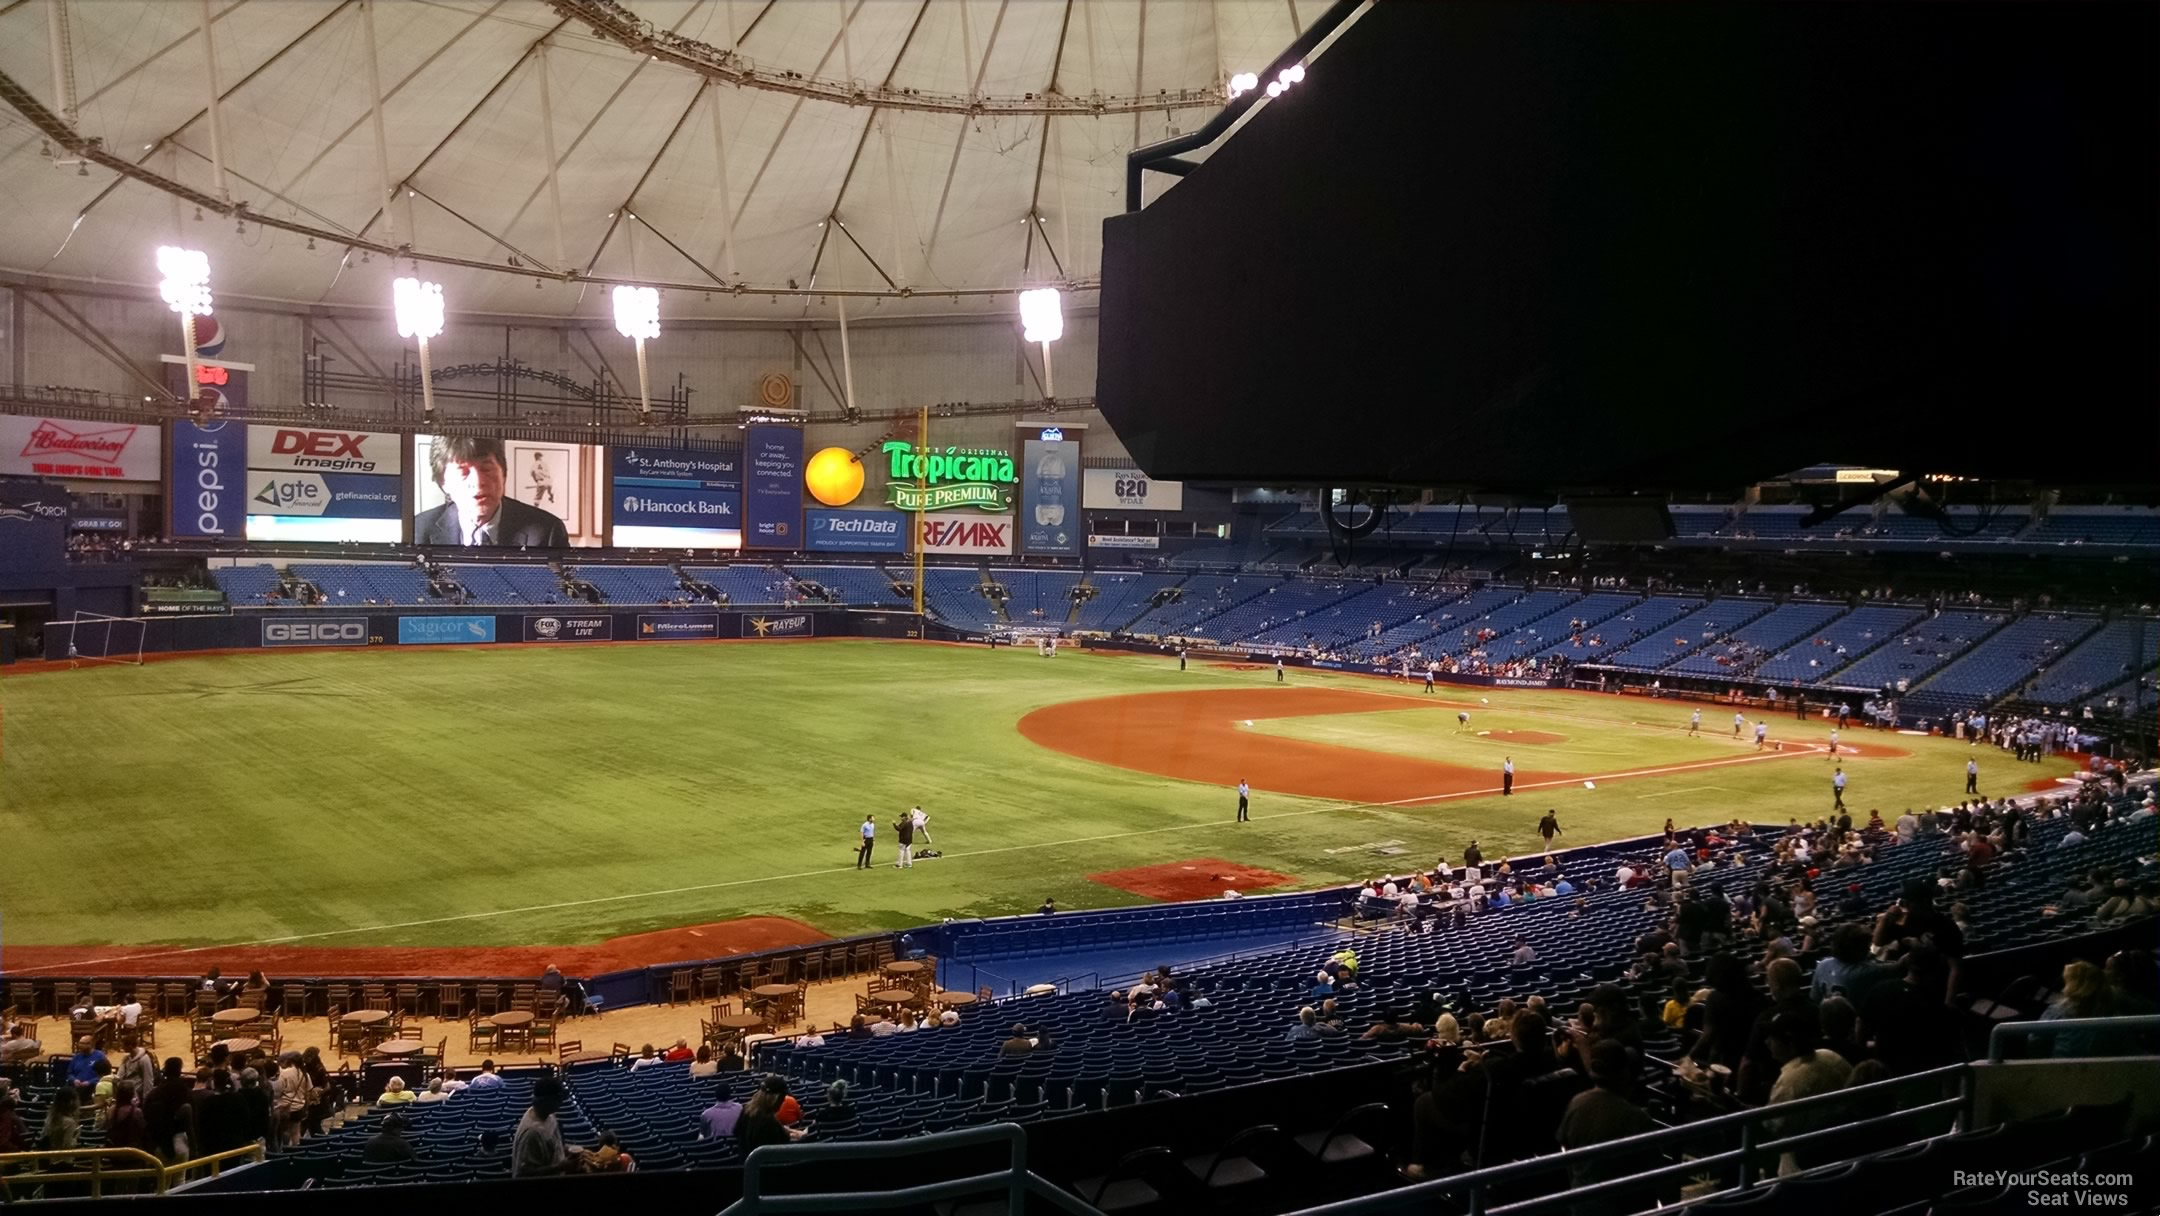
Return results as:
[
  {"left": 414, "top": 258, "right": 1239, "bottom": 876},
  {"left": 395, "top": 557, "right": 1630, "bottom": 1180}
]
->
[{"left": 881, "top": 442, "right": 1017, "bottom": 511}]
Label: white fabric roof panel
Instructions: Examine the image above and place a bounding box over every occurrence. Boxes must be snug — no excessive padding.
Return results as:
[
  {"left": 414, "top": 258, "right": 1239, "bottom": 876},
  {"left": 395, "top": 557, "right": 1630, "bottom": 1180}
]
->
[{"left": 0, "top": 0, "right": 1317, "bottom": 322}]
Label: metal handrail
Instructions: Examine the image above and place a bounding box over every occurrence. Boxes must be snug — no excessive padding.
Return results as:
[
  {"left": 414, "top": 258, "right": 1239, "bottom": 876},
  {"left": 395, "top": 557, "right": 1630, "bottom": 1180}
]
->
[
  {"left": 1288, "top": 1064, "right": 1968, "bottom": 1216},
  {"left": 0, "top": 1147, "right": 168, "bottom": 1200},
  {"left": 1988, "top": 1013, "right": 2160, "bottom": 1062},
  {"left": 0, "top": 1142, "right": 264, "bottom": 1199},
  {"left": 163, "top": 1142, "right": 270, "bottom": 1189},
  {"left": 720, "top": 1123, "right": 1098, "bottom": 1216}
]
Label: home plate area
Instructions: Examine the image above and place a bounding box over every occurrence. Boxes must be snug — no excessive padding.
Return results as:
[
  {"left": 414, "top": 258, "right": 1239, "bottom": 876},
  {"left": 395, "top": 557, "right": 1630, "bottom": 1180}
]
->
[{"left": 1088, "top": 858, "right": 1299, "bottom": 902}]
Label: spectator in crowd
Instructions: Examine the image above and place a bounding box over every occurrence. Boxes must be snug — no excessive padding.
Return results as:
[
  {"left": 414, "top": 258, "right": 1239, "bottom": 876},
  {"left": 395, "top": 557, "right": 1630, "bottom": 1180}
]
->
[
  {"left": 1817, "top": 997, "right": 1864, "bottom": 1064},
  {"left": 2041, "top": 961, "right": 2119, "bottom": 1057},
  {"left": 1471, "top": 1010, "right": 1573, "bottom": 1164},
  {"left": 823, "top": 1080, "right": 857, "bottom": 1123},
  {"left": 1739, "top": 958, "right": 1815, "bottom": 1104},
  {"left": 1690, "top": 953, "right": 1764, "bottom": 1073},
  {"left": 1360, "top": 1010, "right": 1427, "bottom": 1042},
  {"left": 378, "top": 1076, "right": 416, "bottom": 1105},
  {"left": 363, "top": 1113, "right": 418, "bottom": 1164},
  {"left": 105, "top": 1081, "right": 148, "bottom": 1153},
  {"left": 1563, "top": 984, "right": 1644, "bottom": 1075},
  {"left": 629, "top": 1043, "right": 664, "bottom": 1071},
  {"left": 689, "top": 1045, "right": 721, "bottom": 1078},
  {"left": 1002, "top": 1024, "right": 1037, "bottom": 1056},
  {"left": 1512, "top": 936, "right": 1539, "bottom": 966},
  {"left": 583, "top": 1130, "right": 635, "bottom": 1173},
  {"left": 0, "top": 1093, "right": 28, "bottom": 1155},
  {"left": 663, "top": 1039, "right": 696, "bottom": 1063},
  {"left": 1811, "top": 923, "right": 1893, "bottom": 1004},
  {"left": 512, "top": 1077, "right": 579, "bottom": 1178},
  {"left": 119, "top": 1036, "right": 157, "bottom": 1098},
  {"left": 1557, "top": 1039, "right": 1662, "bottom": 1207},
  {"left": 416, "top": 1079, "right": 452, "bottom": 1103},
  {"left": 1860, "top": 945, "right": 1962, "bottom": 1075},
  {"left": 65, "top": 1036, "right": 102, "bottom": 1096},
  {"left": 199, "top": 1070, "right": 252, "bottom": 1155},
  {"left": 1285, "top": 1007, "right": 1323, "bottom": 1042},
  {"left": 300, "top": 1046, "right": 337, "bottom": 1134},
  {"left": 143, "top": 1057, "right": 197, "bottom": 1162},
  {"left": 42, "top": 1086, "right": 82, "bottom": 1150},
  {"left": 271, "top": 1052, "right": 311, "bottom": 1147},
  {"left": 0, "top": 1023, "right": 41, "bottom": 1065},
  {"left": 700, "top": 1090, "right": 744, "bottom": 1139},
  {"left": 468, "top": 1061, "right": 505, "bottom": 1090},
  {"left": 2108, "top": 950, "right": 2158, "bottom": 1019},
  {"left": 737, "top": 1076, "right": 807, "bottom": 1149},
  {"left": 1764, "top": 1010, "right": 1853, "bottom": 1176}
]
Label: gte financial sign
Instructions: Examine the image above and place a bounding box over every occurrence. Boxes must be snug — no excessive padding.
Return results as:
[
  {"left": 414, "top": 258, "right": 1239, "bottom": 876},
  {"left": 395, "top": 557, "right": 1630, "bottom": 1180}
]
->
[
  {"left": 248, "top": 427, "right": 401, "bottom": 475},
  {"left": 881, "top": 442, "right": 1015, "bottom": 512}
]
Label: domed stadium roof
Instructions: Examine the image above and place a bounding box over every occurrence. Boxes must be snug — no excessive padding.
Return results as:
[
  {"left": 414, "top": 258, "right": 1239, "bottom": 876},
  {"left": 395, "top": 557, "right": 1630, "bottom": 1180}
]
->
[{"left": 0, "top": 0, "right": 1317, "bottom": 321}]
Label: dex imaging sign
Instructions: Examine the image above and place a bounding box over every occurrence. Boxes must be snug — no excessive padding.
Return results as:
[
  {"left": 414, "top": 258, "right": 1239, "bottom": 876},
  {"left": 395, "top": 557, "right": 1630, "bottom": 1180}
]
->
[
  {"left": 248, "top": 427, "right": 402, "bottom": 475},
  {"left": 262, "top": 616, "right": 369, "bottom": 647}
]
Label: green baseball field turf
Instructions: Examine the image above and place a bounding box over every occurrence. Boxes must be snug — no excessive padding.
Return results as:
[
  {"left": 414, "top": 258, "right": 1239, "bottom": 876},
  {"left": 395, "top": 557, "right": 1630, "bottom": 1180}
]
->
[{"left": 0, "top": 641, "right": 2073, "bottom": 951}]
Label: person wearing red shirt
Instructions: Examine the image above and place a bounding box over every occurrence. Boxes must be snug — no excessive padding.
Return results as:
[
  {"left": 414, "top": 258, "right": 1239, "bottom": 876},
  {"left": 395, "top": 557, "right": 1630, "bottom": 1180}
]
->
[{"left": 662, "top": 1039, "right": 695, "bottom": 1063}]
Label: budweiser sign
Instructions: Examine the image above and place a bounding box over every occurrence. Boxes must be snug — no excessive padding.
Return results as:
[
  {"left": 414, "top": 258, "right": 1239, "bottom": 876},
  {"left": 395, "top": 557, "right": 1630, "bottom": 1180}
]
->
[
  {"left": 21, "top": 420, "right": 135, "bottom": 465},
  {"left": 0, "top": 416, "right": 158, "bottom": 480}
]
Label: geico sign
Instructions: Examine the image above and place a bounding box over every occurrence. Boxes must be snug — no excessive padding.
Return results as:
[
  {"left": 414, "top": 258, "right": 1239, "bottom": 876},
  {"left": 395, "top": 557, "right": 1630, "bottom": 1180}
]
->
[
  {"left": 248, "top": 427, "right": 400, "bottom": 474},
  {"left": 262, "top": 620, "right": 368, "bottom": 645}
]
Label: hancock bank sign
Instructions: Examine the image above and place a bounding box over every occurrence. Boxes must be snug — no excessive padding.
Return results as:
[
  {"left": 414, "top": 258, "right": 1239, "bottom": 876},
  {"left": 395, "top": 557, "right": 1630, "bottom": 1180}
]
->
[{"left": 881, "top": 442, "right": 1015, "bottom": 512}]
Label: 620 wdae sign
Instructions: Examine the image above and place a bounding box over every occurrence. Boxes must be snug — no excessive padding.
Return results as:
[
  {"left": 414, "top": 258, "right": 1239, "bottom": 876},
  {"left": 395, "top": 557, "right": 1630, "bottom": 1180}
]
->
[{"left": 1082, "top": 468, "right": 1183, "bottom": 511}]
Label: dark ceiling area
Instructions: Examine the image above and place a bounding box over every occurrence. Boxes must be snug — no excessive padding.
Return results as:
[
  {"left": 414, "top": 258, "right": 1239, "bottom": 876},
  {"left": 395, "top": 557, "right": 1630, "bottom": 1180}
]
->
[{"left": 1099, "top": 1, "right": 2159, "bottom": 496}]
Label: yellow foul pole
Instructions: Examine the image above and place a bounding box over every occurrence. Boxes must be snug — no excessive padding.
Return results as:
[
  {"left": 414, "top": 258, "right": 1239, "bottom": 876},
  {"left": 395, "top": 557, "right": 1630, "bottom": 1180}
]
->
[{"left": 912, "top": 406, "right": 927, "bottom": 619}]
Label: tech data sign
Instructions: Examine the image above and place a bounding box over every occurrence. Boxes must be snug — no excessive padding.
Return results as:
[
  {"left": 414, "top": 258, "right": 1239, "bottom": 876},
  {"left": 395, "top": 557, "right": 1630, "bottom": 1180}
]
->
[
  {"left": 247, "top": 427, "right": 403, "bottom": 475},
  {"left": 916, "top": 513, "right": 1015, "bottom": 556},
  {"left": 881, "top": 442, "right": 1015, "bottom": 512}
]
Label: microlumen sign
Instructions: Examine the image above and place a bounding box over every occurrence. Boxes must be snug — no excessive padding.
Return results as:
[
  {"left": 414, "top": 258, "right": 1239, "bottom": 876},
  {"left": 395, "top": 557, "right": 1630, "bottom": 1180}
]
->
[{"left": 881, "top": 442, "right": 1016, "bottom": 512}]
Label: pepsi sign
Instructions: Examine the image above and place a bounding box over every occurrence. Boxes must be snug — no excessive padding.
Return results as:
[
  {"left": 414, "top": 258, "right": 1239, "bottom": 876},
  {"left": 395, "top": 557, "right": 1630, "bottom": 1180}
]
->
[{"left": 170, "top": 420, "right": 245, "bottom": 537}]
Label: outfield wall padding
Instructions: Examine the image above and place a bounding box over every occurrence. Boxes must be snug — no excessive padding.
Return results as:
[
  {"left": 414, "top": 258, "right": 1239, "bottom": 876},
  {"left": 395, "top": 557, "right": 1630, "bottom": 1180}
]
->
[{"left": 40, "top": 606, "right": 972, "bottom": 657}]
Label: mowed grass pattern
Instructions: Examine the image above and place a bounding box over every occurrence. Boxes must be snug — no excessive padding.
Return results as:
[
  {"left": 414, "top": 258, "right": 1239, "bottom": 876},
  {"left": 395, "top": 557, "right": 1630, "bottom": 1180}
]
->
[{"left": 0, "top": 643, "right": 2073, "bottom": 948}]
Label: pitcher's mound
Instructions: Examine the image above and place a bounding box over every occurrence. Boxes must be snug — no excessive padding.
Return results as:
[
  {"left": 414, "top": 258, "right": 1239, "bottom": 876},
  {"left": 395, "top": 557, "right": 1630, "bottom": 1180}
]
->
[
  {"left": 1480, "top": 729, "right": 1566, "bottom": 745},
  {"left": 1089, "top": 859, "right": 1298, "bottom": 902}
]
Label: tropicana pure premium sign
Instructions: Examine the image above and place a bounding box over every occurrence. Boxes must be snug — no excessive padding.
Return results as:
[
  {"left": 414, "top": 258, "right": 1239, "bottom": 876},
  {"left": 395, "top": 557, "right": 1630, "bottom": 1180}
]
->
[{"left": 881, "top": 441, "right": 1016, "bottom": 512}]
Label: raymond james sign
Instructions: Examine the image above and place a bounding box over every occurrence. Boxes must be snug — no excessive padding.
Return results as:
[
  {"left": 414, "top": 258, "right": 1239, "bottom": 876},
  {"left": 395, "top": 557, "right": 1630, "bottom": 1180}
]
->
[{"left": 882, "top": 442, "right": 1015, "bottom": 512}]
